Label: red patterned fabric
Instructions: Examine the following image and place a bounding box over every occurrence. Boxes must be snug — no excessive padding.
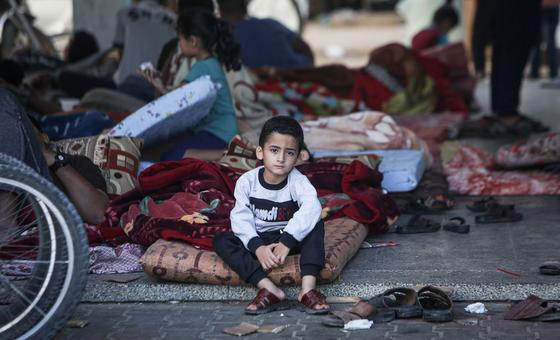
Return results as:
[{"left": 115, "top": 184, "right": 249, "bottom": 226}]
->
[
  {"left": 102, "top": 158, "right": 398, "bottom": 249},
  {"left": 443, "top": 143, "right": 560, "bottom": 195}
]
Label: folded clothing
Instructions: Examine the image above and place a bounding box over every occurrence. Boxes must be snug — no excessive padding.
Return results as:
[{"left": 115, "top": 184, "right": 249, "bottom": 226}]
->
[{"left": 312, "top": 149, "right": 425, "bottom": 193}]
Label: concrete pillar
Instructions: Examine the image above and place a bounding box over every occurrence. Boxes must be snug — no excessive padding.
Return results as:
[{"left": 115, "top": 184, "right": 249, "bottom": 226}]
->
[{"left": 73, "top": 0, "right": 130, "bottom": 49}]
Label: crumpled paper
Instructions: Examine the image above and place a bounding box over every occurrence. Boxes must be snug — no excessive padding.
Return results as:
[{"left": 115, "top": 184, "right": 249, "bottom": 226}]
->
[
  {"left": 344, "top": 319, "right": 373, "bottom": 330},
  {"left": 464, "top": 302, "right": 488, "bottom": 314}
]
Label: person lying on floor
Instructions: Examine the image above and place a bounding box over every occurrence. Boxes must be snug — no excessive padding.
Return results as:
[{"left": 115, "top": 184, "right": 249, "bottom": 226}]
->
[
  {"left": 142, "top": 9, "right": 241, "bottom": 162},
  {"left": 410, "top": 0, "right": 459, "bottom": 52},
  {"left": 0, "top": 88, "right": 109, "bottom": 225},
  {"left": 213, "top": 116, "right": 330, "bottom": 315}
]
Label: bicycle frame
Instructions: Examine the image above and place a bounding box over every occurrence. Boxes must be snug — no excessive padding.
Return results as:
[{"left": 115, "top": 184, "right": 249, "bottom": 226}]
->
[{"left": 0, "top": 0, "right": 43, "bottom": 52}]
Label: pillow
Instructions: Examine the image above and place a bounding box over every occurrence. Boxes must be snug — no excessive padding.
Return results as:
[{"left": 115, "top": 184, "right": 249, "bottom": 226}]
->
[
  {"left": 52, "top": 134, "right": 143, "bottom": 196},
  {"left": 108, "top": 76, "right": 218, "bottom": 148},
  {"left": 140, "top": 217, "right": 367, "bottom": 286}
]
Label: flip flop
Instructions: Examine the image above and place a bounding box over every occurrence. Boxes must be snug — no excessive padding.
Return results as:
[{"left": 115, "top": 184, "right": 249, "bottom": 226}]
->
[
  {"left": 443, "top": 217, "right": 470, "bottom": 234},
  {"left": 395, "top": 215, "right": 441, "bottom": 234},
  {"left": 298, "top": 289, "right": 330, "bottom": 315},
  {"left": 244, "top": 288, "right": 290, "bottom": 315},
  {"left": 369, "top": 287, "right": 422, "bottom": 319},
  {"left": 539, "top": 261, "right": 560, "bottom": 275},
  {"left": 505, "top": 294, "right": 555, "bottom": 320},
  {"left": 475, "top": 204, "right": 522, "bottom": 224},
  {"left": 322, "top": 300, "right": 395, "bottom": 327},
  {"left": 417, "top": 286, "right": 454, "bottom": 323}
]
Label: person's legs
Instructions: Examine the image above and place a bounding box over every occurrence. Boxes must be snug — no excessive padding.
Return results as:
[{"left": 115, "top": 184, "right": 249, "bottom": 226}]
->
[
  {"left": 491, "top": 0, "right": 541, "bottom": 117},
  {"left": 296, "top": 220, "right": 328, "bottom": 311},
  {"left": 161, "top": 131, "right": 227, "bottom": 161},
  {"left": 472, "top": 0, "right": 495, "bottom": 77},
  {"left": 213, "top": 232, "right": 286, "bottom": 310},
  {"left": 544, "top": 8, "right": 559, "bottom": 79}
]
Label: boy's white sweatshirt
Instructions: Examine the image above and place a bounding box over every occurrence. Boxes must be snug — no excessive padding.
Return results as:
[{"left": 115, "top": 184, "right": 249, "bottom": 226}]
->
[{"left": 230, "top": 166, "right": 322, "bottom": 252}]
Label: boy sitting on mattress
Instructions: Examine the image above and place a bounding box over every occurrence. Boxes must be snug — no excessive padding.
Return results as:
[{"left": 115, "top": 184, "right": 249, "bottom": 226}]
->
[{"left": 213, "top": 116, "right": 329, "bottom": 315}]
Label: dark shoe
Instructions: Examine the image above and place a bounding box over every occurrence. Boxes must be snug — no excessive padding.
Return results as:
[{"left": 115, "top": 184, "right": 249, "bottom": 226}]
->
[
  {"left": 475, "top": 204, "right": 522, "bottom": 224},
  {"left": 417, "top": 286, "right": 454, "bottom": 322},
  {"left": 405, "top": 196, "right": 452, "bottom": 215},
  {"left": 466, "top": 197, "right": 497, "bottom": 213},
  {"left": 539, "top": 261, "right": 560, "bottom": 275},
  {"left": 443, "top": 217, "right": 470, "bottom": 234},
  {"left": 395, "top": 215, "right": 441, "bottom": 234},
  {"left": 369, "top": 287, "right": 422, "bottom": 319},
  {"left": 322, "top": 300, "right": 395, "bottom": 327}
]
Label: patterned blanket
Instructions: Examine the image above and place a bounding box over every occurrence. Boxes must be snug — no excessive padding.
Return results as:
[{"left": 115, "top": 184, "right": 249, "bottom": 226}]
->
[{"left": 101, "top": 158, "right": 398, "bottom": 250}]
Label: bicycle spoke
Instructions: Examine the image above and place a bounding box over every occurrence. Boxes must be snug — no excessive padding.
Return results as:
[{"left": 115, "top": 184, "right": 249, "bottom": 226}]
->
[{"left": 0, "top": 275, "right": 46, "bottom": 317}]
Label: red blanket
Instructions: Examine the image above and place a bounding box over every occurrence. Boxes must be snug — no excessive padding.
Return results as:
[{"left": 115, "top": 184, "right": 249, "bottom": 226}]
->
[{"left": 101, "top": 158, "right": 398, "bottom": 250}]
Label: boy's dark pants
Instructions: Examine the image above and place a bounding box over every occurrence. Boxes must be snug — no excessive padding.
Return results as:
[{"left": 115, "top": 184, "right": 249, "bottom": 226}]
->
[{"left": 213, "top": 221, "right": 325, "bottom": 285}]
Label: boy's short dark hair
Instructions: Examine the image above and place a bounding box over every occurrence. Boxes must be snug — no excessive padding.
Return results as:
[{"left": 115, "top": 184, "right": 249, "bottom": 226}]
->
[
  {"left": 433, "top": 4, "right": 459, "bottom": 28},
  {"left": 259, "top": 116, "right": 304, "bottom": 152}
]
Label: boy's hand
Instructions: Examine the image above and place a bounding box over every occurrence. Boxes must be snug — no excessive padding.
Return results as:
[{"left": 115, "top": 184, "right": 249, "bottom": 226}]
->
[
  {"left": 255, "top": 244, "right": 280, "bottom": 270},
  {"left": 272, "top": 243, "right": 290, "bottom": 265}
]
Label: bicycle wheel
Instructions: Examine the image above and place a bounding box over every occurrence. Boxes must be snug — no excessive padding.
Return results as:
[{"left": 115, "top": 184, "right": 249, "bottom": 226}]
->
[{"left": 0, "top": 153, "right": 88, "bottom": 339}]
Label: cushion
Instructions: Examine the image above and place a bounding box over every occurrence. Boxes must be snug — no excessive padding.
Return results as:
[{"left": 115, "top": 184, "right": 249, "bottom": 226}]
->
[
  {"left": 140, "top": 218, "right": 367, "bottom": 286},
  {"left": 52, "top": 134, "right": 143, "bottom": 196},
  {"left": 108, "top": 76, "right": 218, "bottom": 148}
]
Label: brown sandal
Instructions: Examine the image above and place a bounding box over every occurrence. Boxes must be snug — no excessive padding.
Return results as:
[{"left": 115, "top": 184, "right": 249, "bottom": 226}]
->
[
  {"left": 244, "top": 288, "right": 290, "bottom": 315},
  {"left": 299, "top": 289, "right": 330, "bottom": 315}
]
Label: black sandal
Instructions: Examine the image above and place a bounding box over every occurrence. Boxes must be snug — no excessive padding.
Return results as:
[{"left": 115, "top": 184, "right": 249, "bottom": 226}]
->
[
  {"left": 443, "top": 217, "right": 470, "bottom": 234},
  {"left": 395, "top": 215, "right": 441, "bottom": 234},
  {"left": 418, "top": 286, "right": 454, "bottom": 323},
  {"left": 466, "top": 197, "right": 497, "bottom": 213},
  {"left": 405, "top": 196, "right": 451, "bottom": 215},
  {"left": 475, "top": 204, "right": 523, "bottom": 224}
]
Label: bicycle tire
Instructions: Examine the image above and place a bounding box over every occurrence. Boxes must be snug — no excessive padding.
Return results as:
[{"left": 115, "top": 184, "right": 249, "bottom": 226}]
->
[{"left": 0, "top": 154, "right": 88, "bottom": 339}]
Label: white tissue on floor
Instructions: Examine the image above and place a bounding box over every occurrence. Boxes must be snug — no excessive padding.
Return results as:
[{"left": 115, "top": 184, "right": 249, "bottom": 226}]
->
[
  {"left": 464, "top": 302, "right": 488, "bottom": 314},
  {"left": 343, "top": 319, "right": 373, "bottom": 330}
]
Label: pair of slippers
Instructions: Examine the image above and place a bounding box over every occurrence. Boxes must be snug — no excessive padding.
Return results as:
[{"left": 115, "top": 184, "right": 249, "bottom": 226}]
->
[
  {"left": 395, "top": 215, "right": 469, "bottom": 234},
  {"left": 467, "top": 197, "right": 523, "bottom": 224},
  {"left": 244, "top": 288, "right": 330, "bottom": 316},
  {"left": 322, "top": 286, "right": 454, "bottom": 327}
]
